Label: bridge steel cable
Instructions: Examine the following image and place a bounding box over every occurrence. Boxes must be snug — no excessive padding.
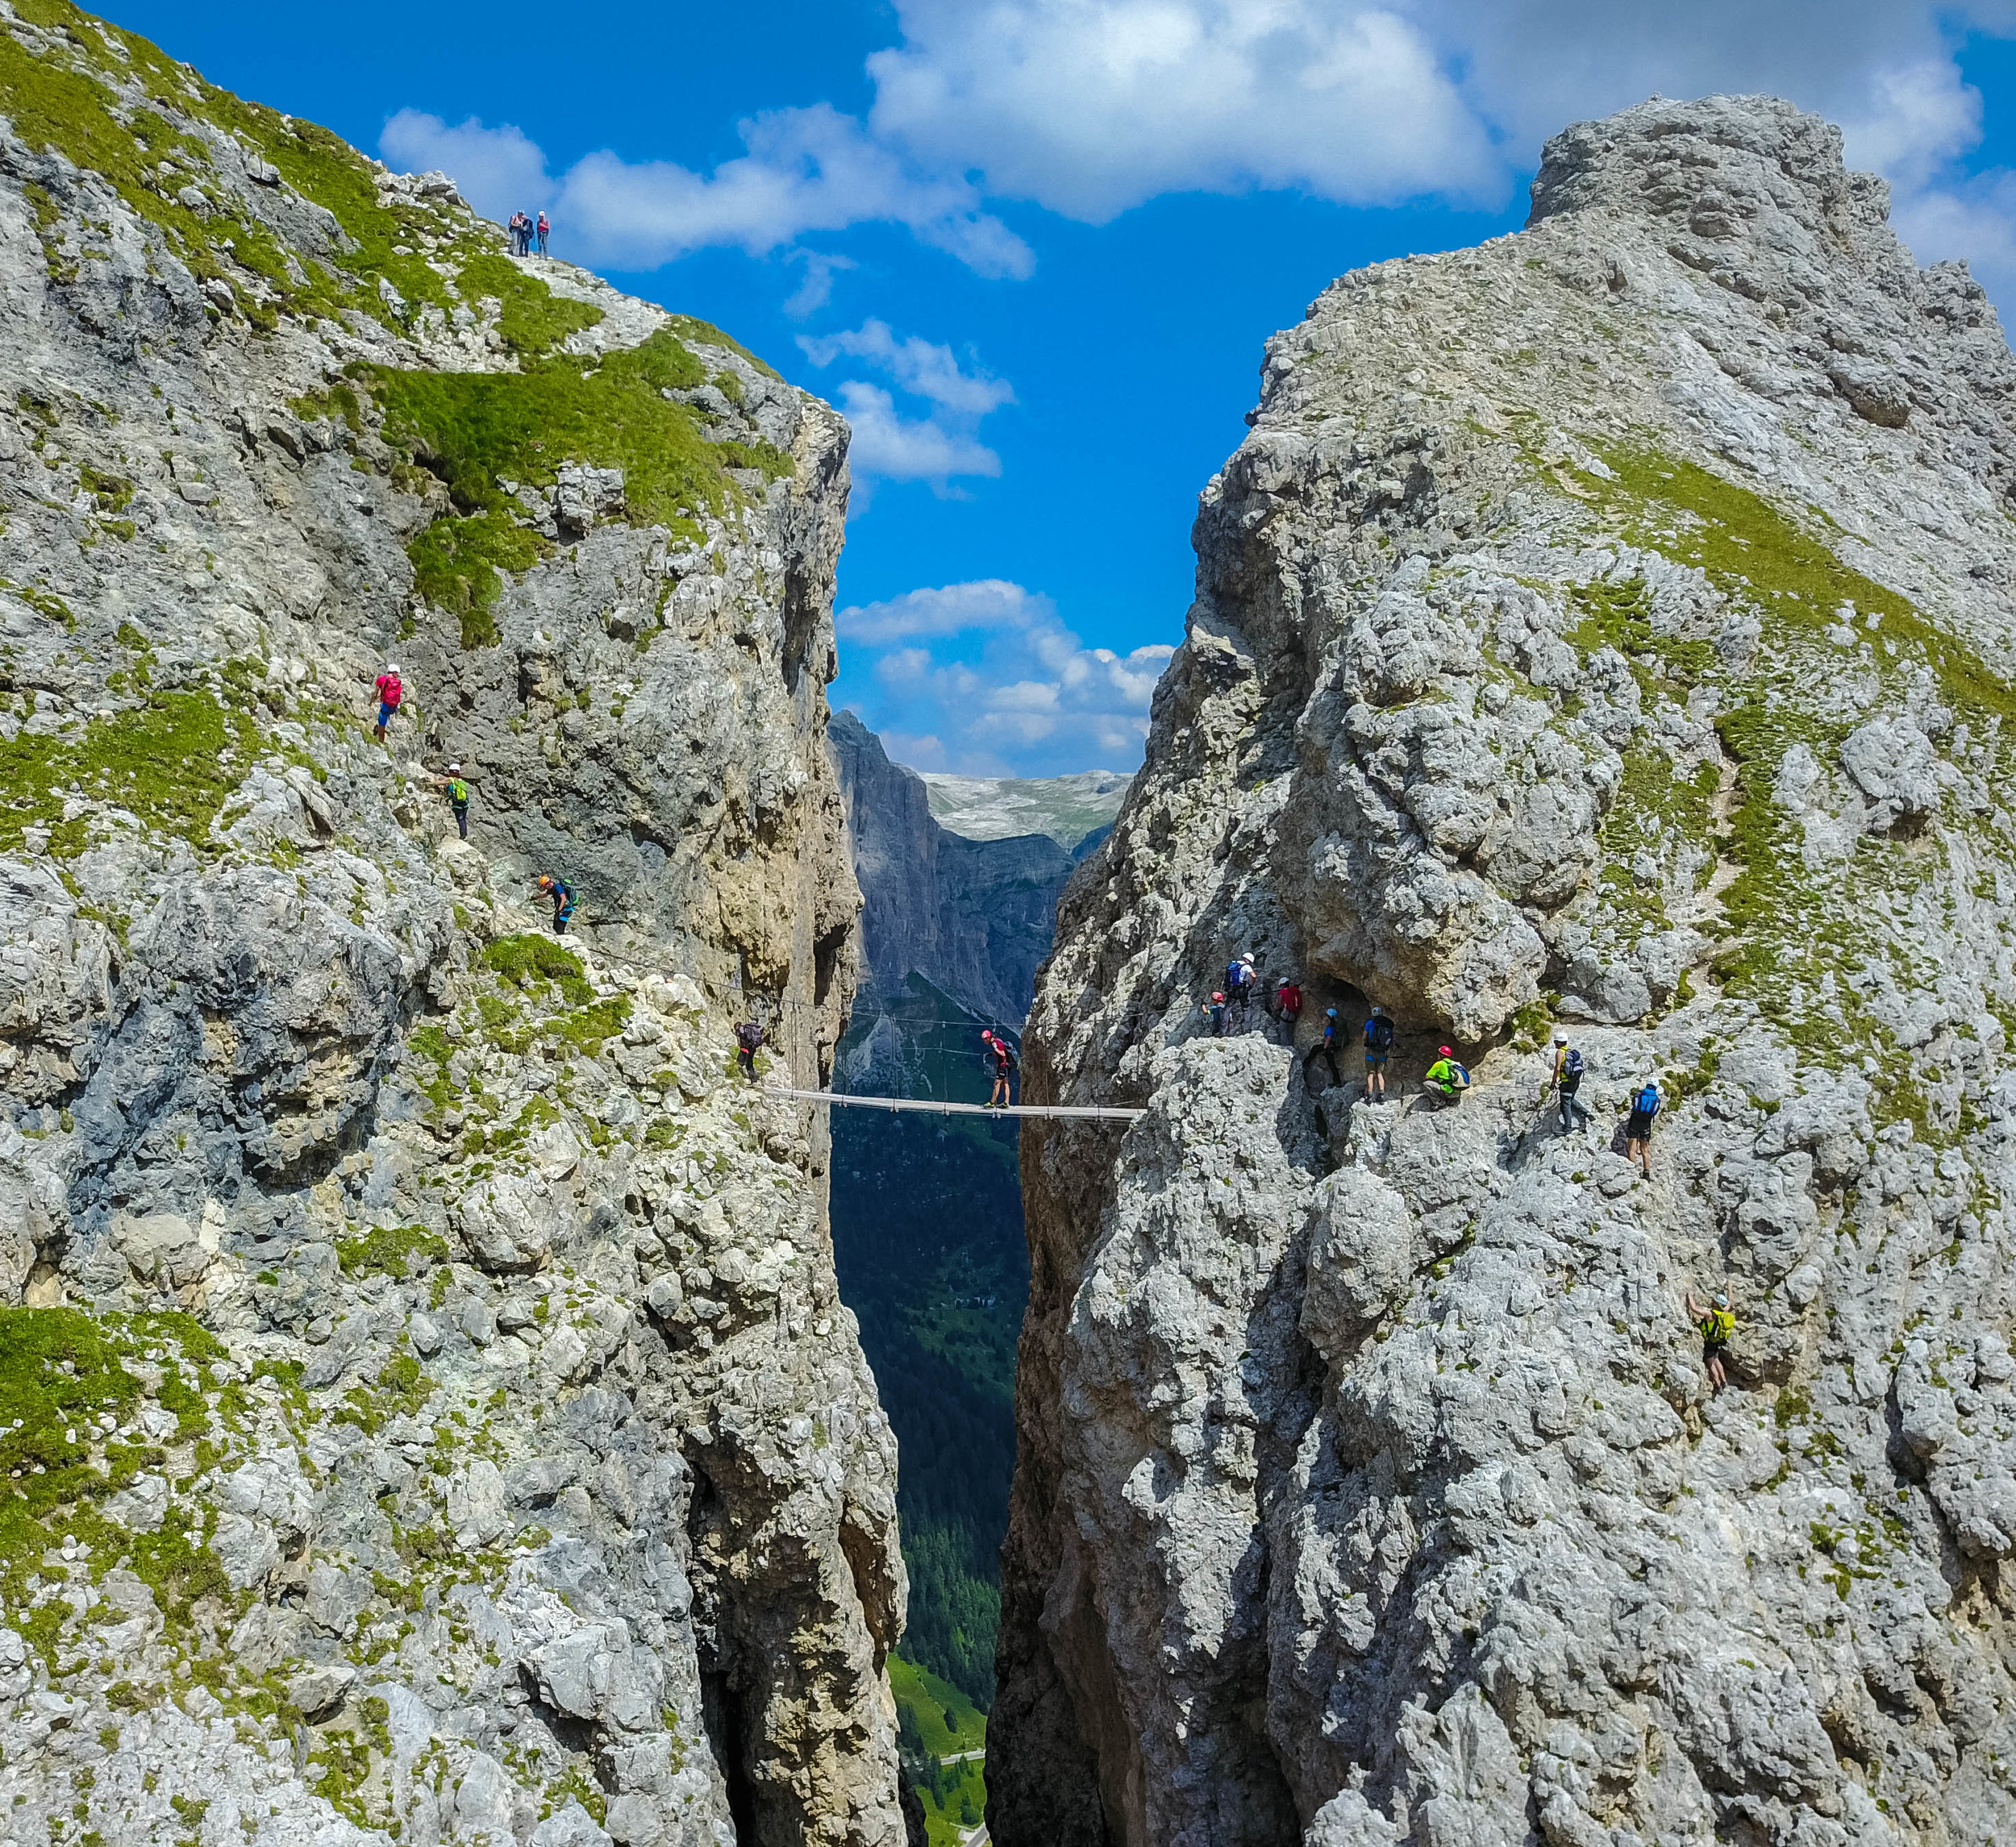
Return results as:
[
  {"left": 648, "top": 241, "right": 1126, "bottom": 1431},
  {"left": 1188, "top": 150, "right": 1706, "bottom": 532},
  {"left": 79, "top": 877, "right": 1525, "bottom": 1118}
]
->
[{"left": 760, "top": 1086, "right": 1143, "bottom": 1123}]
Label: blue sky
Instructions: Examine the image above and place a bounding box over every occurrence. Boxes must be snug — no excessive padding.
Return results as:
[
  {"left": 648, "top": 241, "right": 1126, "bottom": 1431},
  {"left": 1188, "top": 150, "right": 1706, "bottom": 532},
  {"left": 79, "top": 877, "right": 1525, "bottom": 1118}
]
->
[{"left": 109, "top": 2, "right": 2016, "bottom": 775}]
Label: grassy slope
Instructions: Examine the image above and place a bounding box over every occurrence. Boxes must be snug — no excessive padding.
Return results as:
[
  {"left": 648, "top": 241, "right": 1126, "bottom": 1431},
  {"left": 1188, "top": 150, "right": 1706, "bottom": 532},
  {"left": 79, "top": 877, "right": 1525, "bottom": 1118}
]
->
[{"left": 0, "top": 1, "right": 789, "bottom": 649}]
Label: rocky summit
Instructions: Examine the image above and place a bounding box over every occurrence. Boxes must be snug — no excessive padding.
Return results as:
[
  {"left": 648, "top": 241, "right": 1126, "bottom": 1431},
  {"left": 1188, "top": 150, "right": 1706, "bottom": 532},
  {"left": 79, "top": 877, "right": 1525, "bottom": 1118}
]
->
[
  {"left": 0, "top": 7, "right": 912, "bottom": 1847},
  {"left": 998, "top": 96, "right": 2016, "bottom": 1847}
]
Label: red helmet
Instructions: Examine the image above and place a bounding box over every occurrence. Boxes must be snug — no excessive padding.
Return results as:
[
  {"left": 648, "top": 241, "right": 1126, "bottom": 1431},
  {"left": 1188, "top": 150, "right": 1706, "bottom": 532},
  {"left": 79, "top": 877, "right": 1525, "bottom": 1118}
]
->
[
  {"left": 981, "top": 1030, "right": 995, "bottom": 1042},
  {"left": 1212, "top": 992, "right": 1225, "bottom": 1003},
  {"left": 1439, "top": 1046, "right": 1452, "bottom": 1056}
]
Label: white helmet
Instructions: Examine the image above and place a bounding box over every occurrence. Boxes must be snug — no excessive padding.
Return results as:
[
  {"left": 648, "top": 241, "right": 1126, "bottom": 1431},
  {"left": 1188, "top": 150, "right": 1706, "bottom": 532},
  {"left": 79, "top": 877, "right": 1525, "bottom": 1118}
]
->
[
  {"left": 1240, "top": 952, "right": 1254, "bottom": 965},
  {"left": 448, "top": 761, "right": 461, "bottom": 772},
  {"left": 385, "top": 662, "right": 399, "bottom": 673}
]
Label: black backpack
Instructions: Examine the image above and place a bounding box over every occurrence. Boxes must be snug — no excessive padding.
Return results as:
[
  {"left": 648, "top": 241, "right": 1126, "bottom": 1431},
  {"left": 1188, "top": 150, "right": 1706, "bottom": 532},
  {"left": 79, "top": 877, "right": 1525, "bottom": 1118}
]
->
[
  {"left": 1364, "top": 1015, "right": 1393, "bottom": 1051},
  {"left": 736, "top": 1023, "right": 764, "bottom": 1053}
]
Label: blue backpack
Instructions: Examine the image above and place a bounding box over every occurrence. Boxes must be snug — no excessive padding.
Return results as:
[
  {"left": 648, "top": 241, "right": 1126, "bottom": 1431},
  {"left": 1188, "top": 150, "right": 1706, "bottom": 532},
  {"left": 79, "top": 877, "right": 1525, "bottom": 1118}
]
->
[{"left": 1633, "top": 1084, "right": 1660, "bottom": 1119}]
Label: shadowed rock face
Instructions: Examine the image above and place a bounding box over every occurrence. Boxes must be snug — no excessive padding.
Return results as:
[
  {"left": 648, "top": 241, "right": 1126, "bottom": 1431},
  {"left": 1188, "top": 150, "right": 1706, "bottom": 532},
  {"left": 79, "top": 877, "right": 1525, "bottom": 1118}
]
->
[
  {"left": 995, "top": 94, "right": 2016, "bottom": 1847},
  {"left": 0, "top": 10, "right": 915, "bottom": 1847}
]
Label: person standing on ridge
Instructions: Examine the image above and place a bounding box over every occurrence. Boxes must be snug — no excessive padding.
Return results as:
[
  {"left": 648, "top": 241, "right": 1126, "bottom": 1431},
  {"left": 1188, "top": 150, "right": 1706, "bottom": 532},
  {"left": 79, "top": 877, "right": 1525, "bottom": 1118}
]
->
[
  {"left": 1425, "top": 1046, "right": 1472, "bottom": 1106},
  {"left": 981, "top": 1030, "right": 1017, "bottom": 1109},
  {"left": 1547, "top": 1033, "right": 1592, "bottom": 1133},
  {"left": 369, "top": 662, "right": 402, "bottom": 743},
  {"left": 1362, "top": 1004, "right": 1394, "bottom": 1101},
  {"left": 735, "top": 1017, "right": 764, "bottom": 1084},
  {"left": 1687, "top": 1283, "right": 1737, "bottom": 1394},
  {"left": 1303, "top": 1007, "right": 1342, "bottom": 1088},
  {"left": 1626, "top": 1076, "right": 1660, "bottom": 1179},
  {"left": 1204, "top": 992, "right": 1228, "bottom": 1038},
  {"left": 1271, "top": 975, "right": 1303, "bottom": 1042},
  {"left": 428, "top": 762, "right": 478, "bottom": 839},
  {"left": 536, "top": 210, "right": 550, "bottom": 255},
  {"left": 535, "top": 872, "right": 575, "bottom": 935}
]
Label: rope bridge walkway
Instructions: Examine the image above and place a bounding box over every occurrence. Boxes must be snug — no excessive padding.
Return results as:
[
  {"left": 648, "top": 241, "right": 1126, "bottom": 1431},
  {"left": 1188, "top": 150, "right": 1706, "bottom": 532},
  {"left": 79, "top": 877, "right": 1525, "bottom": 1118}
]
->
[{"left": 762, "top": 1086, "right": 1143, "bottom": 1124}]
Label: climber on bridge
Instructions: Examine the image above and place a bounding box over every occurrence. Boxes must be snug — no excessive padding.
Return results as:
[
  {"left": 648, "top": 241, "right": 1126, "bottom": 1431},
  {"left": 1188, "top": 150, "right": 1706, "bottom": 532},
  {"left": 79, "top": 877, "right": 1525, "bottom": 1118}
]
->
[
  {"left": 427, "top": 762, "right": 479, "bottom": 839},
  {"left": 1302, "top": 1008, "right": 1343, "bottom": 1088},
  {"left": 369, "top": 662, "right": 402, "bottom": 743},
  {"left": 1424, "top": 1046, "right": 1471, "bottom": 1106},
  {"left": 1687, "top": 1284, "right": 1736, "bottom": 1394},
  {"left": 535, "top": 872, "right": 575, "bottom": 935},
  {"left": 1270, "top": 975, "right": 1303, "bottom": 1042},
  {"left": 735, "top": 1018, "right": 764, "bottom": 1083},
  {"left": 1225, "top": 953, "right": 1257, "bottom": 1026},
  {"left": 1626, "top": 1077, "right": 1660, "bottom": 1179},
  {"left": 981, "top": 1030, "right": 1018, "bottom": 1108},
  {"left": 1547, "top": 1033, "right": 1592, "bottom": 1133},
  {"left": 1362, "top": 1005, "right": 1394, "bottom": 1101}
]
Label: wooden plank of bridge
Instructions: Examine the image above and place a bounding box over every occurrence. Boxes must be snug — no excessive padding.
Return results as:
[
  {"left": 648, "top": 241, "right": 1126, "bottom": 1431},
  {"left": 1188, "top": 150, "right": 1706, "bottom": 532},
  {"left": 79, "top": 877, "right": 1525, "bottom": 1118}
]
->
[{"left": 760, "top": 1086, "right": 1144, "bottom": 1123}]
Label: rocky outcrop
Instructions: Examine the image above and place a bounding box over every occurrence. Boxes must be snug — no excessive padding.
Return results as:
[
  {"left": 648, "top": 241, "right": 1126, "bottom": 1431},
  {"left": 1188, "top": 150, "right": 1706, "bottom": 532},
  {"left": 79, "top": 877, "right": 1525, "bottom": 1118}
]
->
[
  {"left": 998, "top": 96, "right": 2016, "bottom": 1846},
  {"left": 0, "top": 10, "right": 910, "bottom": 1847}
]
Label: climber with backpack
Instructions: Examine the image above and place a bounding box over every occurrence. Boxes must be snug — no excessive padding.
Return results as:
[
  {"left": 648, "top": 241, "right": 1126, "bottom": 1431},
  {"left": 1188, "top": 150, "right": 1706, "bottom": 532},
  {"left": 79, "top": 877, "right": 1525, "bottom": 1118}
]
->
[
  {"left": 981, "top": 1030, "right": 1018, "bottom": 1109},
  {"left": 1626, "top": 1077, "right": 1660, "bottom": 1179},
  {"left": 1225, "top": 953, "right": 1256, "bottom": 1027},
  {"left": 1548, "top": 1033, "right": 1591, "bottom": 1133},
  {"left": 535, "top": 872, "right": 575, "bottom": 935},
  {"left": 1362, "top": 1005, "right": 1394, "bottom": 1101},
  {"left": 429, "top": 761, "right": 479, "bottom": 839},
  {"left": 1686, "top": 1283, "right": 1737, "bottom": 1394},
  {"left": 735, "top": 1018, "right": 764, "bottom": 1083},
  {"left": 370, "top": 663, "right": 403, "bottom": 743},
  {"left": 1424, "top": 1046, "right": 1471, "bottom": 1105},
  {"left": 1302, "top": 1007, "right": 1343, "bottom": 1089},
  {"left": 1204, "top": 992, "right": 1229, "bottom": 1038}
]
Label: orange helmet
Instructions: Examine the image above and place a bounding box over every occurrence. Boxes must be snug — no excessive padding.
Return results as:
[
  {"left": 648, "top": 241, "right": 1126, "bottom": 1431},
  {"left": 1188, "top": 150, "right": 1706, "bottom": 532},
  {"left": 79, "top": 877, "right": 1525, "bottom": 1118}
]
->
[{"left": 537, "top": 874, "right": 555, "bottom": 890}]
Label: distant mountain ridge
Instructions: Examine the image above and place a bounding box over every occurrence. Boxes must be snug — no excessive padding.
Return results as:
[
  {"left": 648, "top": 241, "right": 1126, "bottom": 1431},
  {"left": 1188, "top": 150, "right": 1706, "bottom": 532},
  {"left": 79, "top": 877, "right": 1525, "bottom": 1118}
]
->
[{"left": 921, "top": 768, "right": 1132, "bottom": 850}]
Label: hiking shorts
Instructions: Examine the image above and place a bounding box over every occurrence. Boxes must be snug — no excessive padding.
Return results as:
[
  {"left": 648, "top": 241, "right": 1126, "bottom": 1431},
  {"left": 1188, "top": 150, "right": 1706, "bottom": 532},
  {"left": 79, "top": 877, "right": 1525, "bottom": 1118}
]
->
[
  {"left": 1702, "top": 1338, "right": 1728, "bottom": 1365},
  {"left": 377, "top": 701, "right": 398, "bottom": 728},
  {"left": 1626, "top": 1109, "right": 1654, "bottom": 1140},
  {"left": 1364, "top": 1050, "right": 1389, "bottom": 1067}
]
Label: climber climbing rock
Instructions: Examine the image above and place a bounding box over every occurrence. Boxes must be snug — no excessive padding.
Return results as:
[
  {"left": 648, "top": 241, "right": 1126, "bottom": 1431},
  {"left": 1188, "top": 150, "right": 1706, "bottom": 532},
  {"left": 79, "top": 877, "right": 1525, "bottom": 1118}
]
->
[
  {"left": 1424, "top": 1046, "right": 1471, "bottom": 1105},
  {"left": 429, "top": 762, "right": 478, "bottom": 839},
  {"left": 1547, "top": 1033, "right": 1592, "bottom": 1133},
  {"left": 1270, "top": 975, "right": 1303, "bottom": 1042},
  {"left": 535, "top": 872, "right": 575, "bottom": 935},
  {"left": 1302, "top": 1007, "right": 1343, "bottom": 1088},
  {"left": 1688, "top": 1285, "right": 1737, "bottom": 1394},
  {"left": 1626, "top": 1076, "right": 1660, "bottom": 1178},
  {"left": 982, "top": 1030, "right": 1018, "bottom": 1108},
  {"left": 1362, "top": 1005, "right": 1394, "bottom": 1100},
  {"left": 735, "top": 1018, "right": 764, "bottom": 1083},
  {"left": 370, "top": 662, "right": 402, "bottom": 743},
  {"left": 1205, "top": 992, "right": 1228, "bottom": 1038},
  {"left": 1225, "top": 952, "right": 1256, "bottom": 1026}
]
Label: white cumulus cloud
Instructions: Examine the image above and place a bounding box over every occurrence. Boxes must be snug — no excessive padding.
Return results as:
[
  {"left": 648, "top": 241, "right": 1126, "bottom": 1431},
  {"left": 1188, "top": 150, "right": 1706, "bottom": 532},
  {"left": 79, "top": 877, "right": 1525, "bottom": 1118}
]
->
[
  {"left": 834, "top": 579, "right": 1175, "bottom": 774},
  {"left": 798, "top": 324, "right": 1016, "bottom": 504},
  {"left": 379, "top": 103, "right": 1034, "bottom": 278},
  {"left": 800, "top": 320, "right": 1016, "bottom": 416}
]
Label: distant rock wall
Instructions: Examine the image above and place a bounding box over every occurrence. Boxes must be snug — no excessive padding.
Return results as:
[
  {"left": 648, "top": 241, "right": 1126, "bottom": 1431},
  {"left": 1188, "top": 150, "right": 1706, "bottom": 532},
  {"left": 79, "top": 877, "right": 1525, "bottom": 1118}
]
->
[
  {"left": 998, "top": 95, "right": 2016, "bottom": 1847},
  {"left": 829, "top": 713, "right": 1077, "bottom": 1042},
  {"left": 0, "top": 10, "right": 913, "bottom": 1847}
]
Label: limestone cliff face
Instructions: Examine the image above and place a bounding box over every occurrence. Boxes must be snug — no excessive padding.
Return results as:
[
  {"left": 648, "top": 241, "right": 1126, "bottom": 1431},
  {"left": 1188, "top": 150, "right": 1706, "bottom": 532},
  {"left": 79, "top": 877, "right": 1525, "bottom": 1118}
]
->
[
  {"left": 830, "top": 712, "right": 1086, "bottom": 1048},
  {"left": 998, "top": 96, "right": 2016, "bottom": 1847},
  {"left": 0, "top": 9, "right": 911, "bottom": 1847}
]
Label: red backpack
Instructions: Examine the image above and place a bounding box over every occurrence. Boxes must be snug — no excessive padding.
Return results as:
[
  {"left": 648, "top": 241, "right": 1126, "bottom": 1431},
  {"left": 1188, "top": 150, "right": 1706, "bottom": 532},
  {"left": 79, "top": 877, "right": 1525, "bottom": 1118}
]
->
[{"left": 377, "top": 671, "right": 402, "bottom": 706}]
